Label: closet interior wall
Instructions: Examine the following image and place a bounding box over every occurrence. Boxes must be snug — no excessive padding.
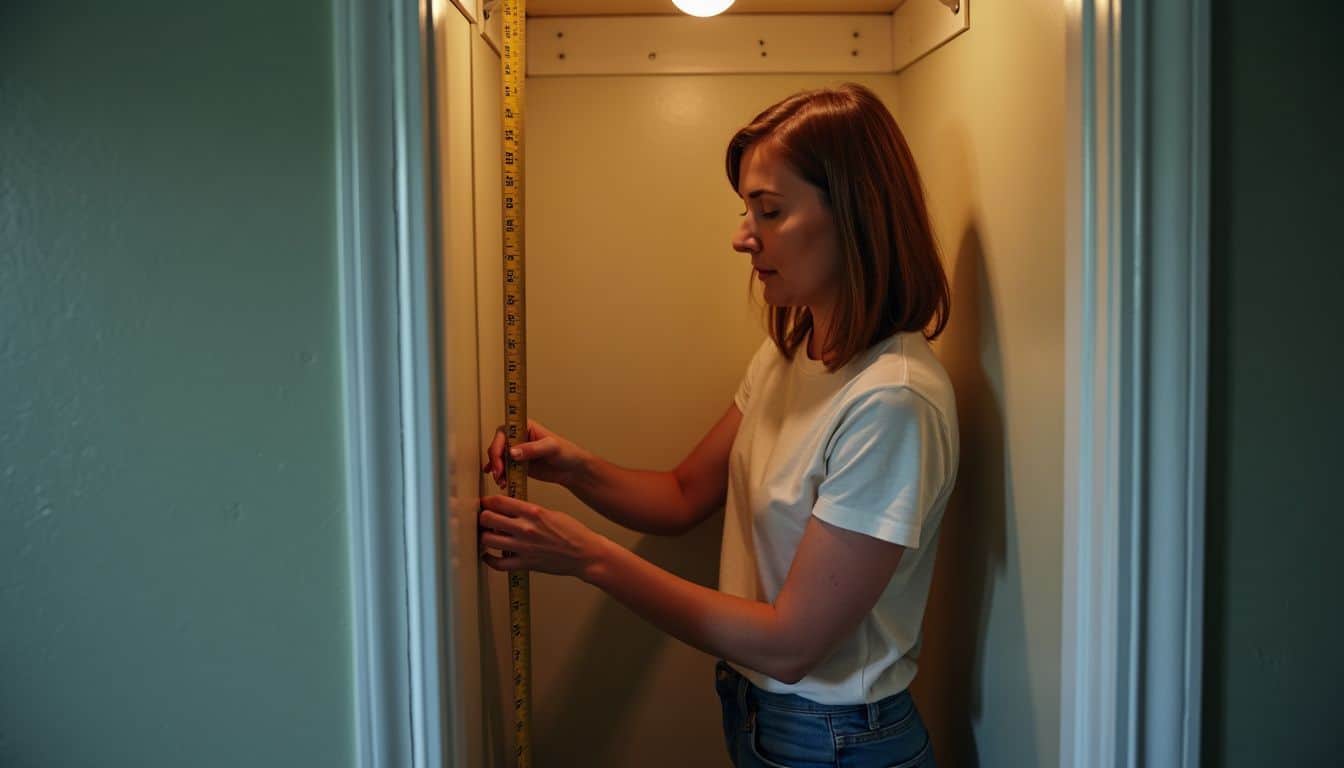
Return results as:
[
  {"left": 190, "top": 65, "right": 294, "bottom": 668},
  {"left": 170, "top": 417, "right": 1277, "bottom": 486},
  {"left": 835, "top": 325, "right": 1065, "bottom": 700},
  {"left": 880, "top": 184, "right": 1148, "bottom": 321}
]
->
[{"left": 441, "top": 4, "right": 1068, "bottom": 767}]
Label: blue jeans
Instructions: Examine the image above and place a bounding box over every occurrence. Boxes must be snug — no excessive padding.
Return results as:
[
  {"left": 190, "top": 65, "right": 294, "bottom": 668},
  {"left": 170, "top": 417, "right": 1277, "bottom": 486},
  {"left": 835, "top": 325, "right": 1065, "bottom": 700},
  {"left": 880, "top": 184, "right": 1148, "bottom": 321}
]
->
[{"left": 714, "top": 659, "right": 936, "bottom": 768}]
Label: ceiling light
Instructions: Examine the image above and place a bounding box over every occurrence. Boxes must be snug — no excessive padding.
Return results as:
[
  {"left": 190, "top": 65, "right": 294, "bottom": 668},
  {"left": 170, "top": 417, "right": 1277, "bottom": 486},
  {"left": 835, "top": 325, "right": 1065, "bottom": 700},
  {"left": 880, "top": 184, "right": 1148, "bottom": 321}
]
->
[{"left": 672, "top": 0, "right": 736, "bottom": 18}]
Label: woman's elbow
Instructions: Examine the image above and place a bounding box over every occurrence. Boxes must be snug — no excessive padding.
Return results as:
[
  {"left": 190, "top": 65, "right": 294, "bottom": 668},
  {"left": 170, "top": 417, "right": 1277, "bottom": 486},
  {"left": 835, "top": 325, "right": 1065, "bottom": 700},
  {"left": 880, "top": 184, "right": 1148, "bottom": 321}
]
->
[{"left": 769, "top": 650, "right": 823, "bottom": 686}]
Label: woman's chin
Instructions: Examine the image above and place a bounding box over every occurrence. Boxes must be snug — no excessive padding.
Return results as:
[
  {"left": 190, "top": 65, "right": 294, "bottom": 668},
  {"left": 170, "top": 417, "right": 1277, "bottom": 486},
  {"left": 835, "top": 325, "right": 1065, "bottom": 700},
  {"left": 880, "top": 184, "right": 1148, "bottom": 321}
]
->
[{"left": 762, "top": 292, "right": 801, "bottom": 308}]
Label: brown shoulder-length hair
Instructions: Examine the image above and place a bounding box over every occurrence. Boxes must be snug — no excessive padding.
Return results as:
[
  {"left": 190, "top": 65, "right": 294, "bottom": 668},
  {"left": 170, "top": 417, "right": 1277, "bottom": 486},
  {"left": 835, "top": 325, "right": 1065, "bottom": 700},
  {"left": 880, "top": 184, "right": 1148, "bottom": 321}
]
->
[{"left": 726, "top": 83, "right": 949, "bottom": 371}]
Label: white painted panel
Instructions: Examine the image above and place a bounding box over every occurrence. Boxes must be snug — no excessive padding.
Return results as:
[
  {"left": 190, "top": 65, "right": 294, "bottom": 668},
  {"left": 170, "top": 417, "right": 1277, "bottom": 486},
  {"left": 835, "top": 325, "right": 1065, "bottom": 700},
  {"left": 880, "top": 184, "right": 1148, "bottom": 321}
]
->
[
  {"left": 528, "top": 14, "right": 893, "bottom": 75},
  {"left": 435, "top": 8, "right": 485, "bottom": 768},
  {"left": 891, "top": 0, "right": 968, "bottom": 71}
]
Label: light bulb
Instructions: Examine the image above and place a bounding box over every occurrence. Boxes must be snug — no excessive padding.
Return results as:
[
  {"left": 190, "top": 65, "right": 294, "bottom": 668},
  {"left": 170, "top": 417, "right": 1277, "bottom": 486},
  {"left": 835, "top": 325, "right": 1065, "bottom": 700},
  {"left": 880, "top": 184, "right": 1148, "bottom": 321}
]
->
[{"left": 672, "top": 0, "right": 736, "bottom": 18}]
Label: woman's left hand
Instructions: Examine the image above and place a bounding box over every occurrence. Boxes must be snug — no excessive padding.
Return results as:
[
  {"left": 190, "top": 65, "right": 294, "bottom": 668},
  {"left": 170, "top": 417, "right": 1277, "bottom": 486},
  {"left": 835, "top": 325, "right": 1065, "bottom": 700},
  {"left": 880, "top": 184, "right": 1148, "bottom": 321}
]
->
[{"left": 478, "top": 495, "right": 609, "bottom": 579}]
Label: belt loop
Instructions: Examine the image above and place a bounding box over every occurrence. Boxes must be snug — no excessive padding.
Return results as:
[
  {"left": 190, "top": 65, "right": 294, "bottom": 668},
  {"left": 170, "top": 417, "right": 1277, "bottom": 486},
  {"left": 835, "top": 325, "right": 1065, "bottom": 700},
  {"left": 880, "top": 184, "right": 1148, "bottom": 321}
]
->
[
  {"left": 866, "top": 701, "right": 880, "bottom": 730},
  {"left": 736, "top": 676, "right": 751, "bottom": 732}
]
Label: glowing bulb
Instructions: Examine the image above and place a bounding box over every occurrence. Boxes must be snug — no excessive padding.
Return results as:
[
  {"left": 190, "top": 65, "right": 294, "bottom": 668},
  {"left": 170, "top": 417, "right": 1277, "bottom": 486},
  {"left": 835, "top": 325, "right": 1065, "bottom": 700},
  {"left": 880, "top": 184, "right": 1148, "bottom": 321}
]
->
[{"left": 672, "top": 0, "right": 736, "bottom": 17}]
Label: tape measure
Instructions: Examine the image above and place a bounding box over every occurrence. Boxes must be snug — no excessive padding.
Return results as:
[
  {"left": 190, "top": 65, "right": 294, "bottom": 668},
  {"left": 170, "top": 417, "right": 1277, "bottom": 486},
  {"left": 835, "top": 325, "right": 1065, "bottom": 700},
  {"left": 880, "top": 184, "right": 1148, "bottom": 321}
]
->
[{"left": 500, "top": 0, "right": 533, "bottom": 765}]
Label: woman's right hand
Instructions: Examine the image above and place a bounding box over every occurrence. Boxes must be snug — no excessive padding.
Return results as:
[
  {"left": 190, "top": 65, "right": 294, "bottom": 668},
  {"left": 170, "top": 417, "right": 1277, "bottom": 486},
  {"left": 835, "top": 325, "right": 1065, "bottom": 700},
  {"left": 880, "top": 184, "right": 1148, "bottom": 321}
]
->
[{"left": 482, "top": 418, "right": 589, "bottom": 490}]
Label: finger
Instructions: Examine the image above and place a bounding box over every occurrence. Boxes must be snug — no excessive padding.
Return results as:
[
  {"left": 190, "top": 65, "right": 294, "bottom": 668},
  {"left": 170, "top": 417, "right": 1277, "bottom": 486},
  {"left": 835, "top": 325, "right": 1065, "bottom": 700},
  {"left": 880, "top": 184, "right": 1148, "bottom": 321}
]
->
[
  {"left": 479, "top": 508, "right": 523, "bottom": 533},
  {"left": 480, "top": 531, "right": 515, "bottom": 551},
  {"left": 492, "top": 495, "right": 540, "bottom": 518},
  {"left": 481, "top": 552, "right": 524, "bottom": 572},
  {"left": 481, "top": 494, "right": 534, "bottom": 517},
  {"left": 488, "top": 428, "right": 507, "bottom": 471}
]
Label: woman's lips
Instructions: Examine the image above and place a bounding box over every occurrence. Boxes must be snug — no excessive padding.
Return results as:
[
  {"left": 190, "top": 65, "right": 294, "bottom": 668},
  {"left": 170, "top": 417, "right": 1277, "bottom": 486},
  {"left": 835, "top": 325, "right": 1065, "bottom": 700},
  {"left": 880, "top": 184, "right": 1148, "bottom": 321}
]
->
[{"left": 754, "top": 267, "right": 777, "bottom": 279}]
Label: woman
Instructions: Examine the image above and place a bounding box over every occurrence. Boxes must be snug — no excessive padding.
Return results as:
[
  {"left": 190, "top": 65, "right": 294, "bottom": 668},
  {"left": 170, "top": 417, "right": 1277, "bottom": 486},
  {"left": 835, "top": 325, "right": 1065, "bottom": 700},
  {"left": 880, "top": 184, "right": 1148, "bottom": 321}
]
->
[{"left": 479, "top": 82, "right": 957, "bottom": 768}]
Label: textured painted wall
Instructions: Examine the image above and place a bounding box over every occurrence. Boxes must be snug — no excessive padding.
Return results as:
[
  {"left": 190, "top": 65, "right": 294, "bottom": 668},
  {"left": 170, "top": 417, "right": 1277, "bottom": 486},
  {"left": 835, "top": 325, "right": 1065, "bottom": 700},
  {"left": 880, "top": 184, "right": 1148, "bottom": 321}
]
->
[
  {"left": 0, "top": 3, "right": 353, "bottom": 766},
  {"left": 895, "top": 3, "right": 1067, "bottom": 766},
  {"left": 1203, "top": 2, "right": 1344, "bottom": 765}
]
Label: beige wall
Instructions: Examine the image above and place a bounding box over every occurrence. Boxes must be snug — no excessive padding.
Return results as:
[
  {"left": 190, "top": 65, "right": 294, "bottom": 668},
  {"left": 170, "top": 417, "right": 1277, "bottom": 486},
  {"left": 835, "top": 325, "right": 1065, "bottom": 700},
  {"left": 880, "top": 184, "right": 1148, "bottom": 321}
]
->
[
  {"left": 457, "top": 8, "right": 1066, "bottom": 767},
  {"left": 898, "top": 3, "right": 1067, "bottom": 767}
]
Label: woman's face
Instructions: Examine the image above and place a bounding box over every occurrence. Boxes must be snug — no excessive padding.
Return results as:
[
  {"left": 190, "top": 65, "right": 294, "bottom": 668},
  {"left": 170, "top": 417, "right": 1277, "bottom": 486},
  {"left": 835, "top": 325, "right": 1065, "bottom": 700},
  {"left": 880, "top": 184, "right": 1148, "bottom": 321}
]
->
[{"left": 731, "top": 142, "right": 843, "bottom": 310}]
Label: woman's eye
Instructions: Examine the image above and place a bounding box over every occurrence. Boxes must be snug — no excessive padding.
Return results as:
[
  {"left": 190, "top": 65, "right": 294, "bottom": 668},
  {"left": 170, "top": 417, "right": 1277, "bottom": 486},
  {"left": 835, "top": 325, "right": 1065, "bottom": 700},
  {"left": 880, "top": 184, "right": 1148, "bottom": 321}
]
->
[{"left": 738, "top": 208, "right": 780, "bottom": 219}]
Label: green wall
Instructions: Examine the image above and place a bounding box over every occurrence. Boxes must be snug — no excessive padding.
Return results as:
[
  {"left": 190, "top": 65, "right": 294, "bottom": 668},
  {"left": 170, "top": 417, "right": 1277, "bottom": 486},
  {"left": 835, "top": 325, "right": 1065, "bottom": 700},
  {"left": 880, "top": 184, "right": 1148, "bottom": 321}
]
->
[
  {"left": 1205, "top": 2, "right": 1344, "bottom": 765},
  {"left": 0, "top": 2, "right": 354, "bottom": 766}
]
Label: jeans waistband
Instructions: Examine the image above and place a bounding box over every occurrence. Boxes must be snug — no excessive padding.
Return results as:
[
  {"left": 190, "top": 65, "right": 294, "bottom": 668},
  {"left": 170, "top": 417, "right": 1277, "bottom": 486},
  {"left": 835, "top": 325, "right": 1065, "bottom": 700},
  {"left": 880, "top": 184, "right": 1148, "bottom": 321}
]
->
[{"left": 714, "top": 659, "right": 909, "bottom": 719}]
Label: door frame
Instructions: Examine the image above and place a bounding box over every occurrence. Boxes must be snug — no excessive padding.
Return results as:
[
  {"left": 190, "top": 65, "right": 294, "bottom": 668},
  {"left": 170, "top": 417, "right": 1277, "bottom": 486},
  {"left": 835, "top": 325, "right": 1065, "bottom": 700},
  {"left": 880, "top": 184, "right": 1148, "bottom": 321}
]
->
[
  {"left": 336, "top": 0, "right": 1213, "bottom": 765},
  {"left": 335, "top": 0, "right": 449, "bottom": 766},
  {"left": 1062, "top": 1, "right": 1210, "bottom": 766}
]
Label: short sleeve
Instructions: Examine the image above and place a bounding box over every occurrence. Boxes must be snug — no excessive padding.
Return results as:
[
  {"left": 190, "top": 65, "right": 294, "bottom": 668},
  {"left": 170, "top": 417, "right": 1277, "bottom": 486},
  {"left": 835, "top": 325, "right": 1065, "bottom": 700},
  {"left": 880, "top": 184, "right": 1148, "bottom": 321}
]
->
[
  {"left": 733, "top": 339, "right": 774, "bottom": 412},
  {"left": 811, "top": 388, "right": 951, "bottom": 549}
]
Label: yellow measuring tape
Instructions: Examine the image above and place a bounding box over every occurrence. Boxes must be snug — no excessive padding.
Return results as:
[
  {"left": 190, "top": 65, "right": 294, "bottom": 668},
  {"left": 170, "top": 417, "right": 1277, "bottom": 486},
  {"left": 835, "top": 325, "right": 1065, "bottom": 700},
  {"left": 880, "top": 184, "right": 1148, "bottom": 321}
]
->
[{"left": 500, "top": 0, "right": 533, "bottom": 765}]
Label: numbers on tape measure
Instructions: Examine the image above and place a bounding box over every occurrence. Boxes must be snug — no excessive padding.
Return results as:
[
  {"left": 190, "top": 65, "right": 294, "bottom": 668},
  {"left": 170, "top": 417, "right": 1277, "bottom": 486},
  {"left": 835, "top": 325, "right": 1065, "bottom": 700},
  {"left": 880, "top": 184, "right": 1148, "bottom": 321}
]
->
[{"left": 502, "top": 2, "right": 531, "bottom": 765}]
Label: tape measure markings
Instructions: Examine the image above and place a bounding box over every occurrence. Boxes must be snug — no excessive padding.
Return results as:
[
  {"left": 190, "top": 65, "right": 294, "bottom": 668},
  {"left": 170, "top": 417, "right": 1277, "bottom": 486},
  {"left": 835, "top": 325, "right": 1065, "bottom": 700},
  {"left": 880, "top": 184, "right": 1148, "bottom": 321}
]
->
[{"left": 501, "top": 0, "right": 533, "bottom": 765}]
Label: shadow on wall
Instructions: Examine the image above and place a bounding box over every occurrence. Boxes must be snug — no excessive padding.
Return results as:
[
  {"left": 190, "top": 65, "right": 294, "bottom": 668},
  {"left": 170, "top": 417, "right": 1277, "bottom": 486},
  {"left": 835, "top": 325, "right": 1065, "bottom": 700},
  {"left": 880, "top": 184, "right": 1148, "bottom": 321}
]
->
[
  {"left": 531, "top": 517, "right": 724, "bottom": 765},
  {"left": 909, "top": 225, "right": 1007, "bottom": 768}
]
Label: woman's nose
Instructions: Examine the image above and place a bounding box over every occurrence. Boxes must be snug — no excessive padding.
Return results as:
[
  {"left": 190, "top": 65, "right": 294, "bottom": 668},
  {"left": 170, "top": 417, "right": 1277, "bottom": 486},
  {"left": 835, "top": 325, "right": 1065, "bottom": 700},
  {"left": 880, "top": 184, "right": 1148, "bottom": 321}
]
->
[{"left": 732, "top": 221, "right": 760, "bottom": 254}]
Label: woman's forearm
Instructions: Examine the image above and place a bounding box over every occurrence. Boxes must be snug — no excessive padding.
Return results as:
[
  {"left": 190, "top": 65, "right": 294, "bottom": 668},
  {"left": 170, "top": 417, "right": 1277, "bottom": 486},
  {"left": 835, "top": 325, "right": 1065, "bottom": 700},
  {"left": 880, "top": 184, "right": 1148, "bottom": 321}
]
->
[
  {"left": 579, "top": 535, "right": 808, "bottom": 684},
  {"left": 566, "top": 453, "right": 699, "bottom": 536}
]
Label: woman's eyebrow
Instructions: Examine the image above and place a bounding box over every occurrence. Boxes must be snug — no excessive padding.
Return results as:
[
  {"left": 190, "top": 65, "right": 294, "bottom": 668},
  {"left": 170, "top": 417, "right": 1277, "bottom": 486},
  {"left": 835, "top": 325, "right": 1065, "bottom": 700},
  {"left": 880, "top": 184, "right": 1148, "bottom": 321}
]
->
[{"left": 746, "top": 189, "right": 783, "bottom": 199}]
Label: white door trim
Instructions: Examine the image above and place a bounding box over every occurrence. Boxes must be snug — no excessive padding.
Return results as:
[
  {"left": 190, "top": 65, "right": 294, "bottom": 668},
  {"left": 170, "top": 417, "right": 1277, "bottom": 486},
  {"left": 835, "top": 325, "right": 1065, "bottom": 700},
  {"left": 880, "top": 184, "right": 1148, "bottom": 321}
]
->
[
  {"left": 1062, "top": 1, "right": 1209, "bottom": 766},
  {"left": 336, "top": 0, "right": 447, "bottom": 765}
]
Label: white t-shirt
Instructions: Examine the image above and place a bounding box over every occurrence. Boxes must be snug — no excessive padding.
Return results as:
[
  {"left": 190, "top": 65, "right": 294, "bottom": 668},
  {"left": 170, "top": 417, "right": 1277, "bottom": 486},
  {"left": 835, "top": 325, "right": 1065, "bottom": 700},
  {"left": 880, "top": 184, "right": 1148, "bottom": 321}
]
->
[{"left": 719, "top": 331, "right": 959, "bottom": 704}]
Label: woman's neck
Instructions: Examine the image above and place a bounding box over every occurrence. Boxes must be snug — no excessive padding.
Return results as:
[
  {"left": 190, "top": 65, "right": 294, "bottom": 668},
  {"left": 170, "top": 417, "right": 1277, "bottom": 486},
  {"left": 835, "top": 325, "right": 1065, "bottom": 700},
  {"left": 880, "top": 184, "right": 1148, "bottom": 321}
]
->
[{"left": 806, "top": 302, "right": 835, "bottom": 361}]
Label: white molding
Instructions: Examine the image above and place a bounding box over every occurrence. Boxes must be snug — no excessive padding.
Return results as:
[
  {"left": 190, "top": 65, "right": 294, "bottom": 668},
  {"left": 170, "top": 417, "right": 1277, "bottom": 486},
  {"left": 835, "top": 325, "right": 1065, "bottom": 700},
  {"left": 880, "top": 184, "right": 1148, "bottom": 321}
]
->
[
  {"left": 392, "top": 1, "right": 450, "bottom": 766},
  {"left": 1062, "top": 0, "right": 1208, "bottom": 766},
  {"left": 1062, "top": 3, "right": 1122, "bottom": 763},
  {"left": 1140, "top": 1, "right": 1208, "bottom": 764},
  {"left": 448, "top": 0, "right": 478, "bottom": 24},
  {"left": 335, "top": 0, "right": 413, "bottom": 764},
  {"left": 891, "top": 0, "right": 969, "bottom": 72},
  {"left": 527, "top": 14, "right": 894, "bottom": 76},
  {"left": 336, "top": 0, "right": 448, "bottom": 765}
]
